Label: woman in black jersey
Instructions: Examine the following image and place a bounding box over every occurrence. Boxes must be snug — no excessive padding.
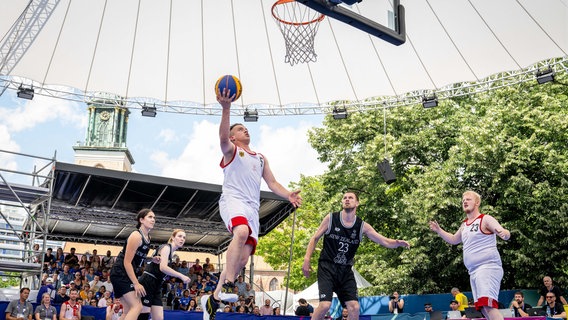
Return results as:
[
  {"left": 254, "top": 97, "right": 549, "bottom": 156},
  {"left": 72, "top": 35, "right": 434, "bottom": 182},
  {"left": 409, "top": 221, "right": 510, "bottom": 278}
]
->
[
  {"left": 137, "top": 229, "right": 190, "bottom": 320},
  {"left": 110, "top": 208, "right": 155, "bottom": 320}
]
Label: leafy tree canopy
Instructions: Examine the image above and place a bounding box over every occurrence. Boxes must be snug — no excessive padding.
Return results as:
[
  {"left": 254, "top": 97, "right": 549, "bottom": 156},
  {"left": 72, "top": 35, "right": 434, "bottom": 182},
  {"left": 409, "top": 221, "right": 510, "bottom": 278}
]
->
[{"left": 258, "top": 74, "right": 568, "bottom": 295}]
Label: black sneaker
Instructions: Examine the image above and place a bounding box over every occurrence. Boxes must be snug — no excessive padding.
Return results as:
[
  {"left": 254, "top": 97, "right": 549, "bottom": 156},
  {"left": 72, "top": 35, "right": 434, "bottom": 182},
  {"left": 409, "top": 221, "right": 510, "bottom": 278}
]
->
[{"left": 201, "top": 295, "right": 219, "bottom": 320}]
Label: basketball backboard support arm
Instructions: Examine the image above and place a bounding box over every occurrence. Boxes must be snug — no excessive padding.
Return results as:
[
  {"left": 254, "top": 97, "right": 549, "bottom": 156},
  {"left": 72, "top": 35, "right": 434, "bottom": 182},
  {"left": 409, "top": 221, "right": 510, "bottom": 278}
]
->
[{"left": 297, "top": 0, "right": 406, "bottom": 45}]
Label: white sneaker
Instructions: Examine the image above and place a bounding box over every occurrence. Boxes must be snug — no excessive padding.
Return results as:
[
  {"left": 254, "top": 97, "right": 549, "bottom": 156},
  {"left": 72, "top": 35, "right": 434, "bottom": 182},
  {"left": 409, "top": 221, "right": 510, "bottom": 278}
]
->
[{"left": 218, "top": 292, "right": 239, "bottom": 302}]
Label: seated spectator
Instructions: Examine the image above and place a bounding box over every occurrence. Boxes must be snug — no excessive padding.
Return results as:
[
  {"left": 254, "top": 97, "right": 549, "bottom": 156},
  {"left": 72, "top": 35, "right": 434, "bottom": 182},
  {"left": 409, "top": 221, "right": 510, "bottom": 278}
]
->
[
  {"left": 85, "top": 268, "right": 96, "bottom": 283},
  {"left": 106, "top": 298, "right": 123, "bottom": 320},
  {"left": 53, "top": 286, "right": 70, "bottom": 305},
  {"left": 446, "top": 300, "right": 464, "bottom": 319},
  {"left": 64, "top": 248, "right": 79, "bottom": 267},
  {"left": 179, "top": 290, "right": 191, "bottom": 311},
  {"left": 245, "top": 295, "right": 256, "bottom": 313},
  {"left": 32, "top": 244, "right": 41, "bottom": 263},
  {"left": 203, "top": 257, "right": 215, "bottom": 273},
  {"left": 223, "top": 305, "right": 232, "bottom": 313},
  {"left": 5, "top": 288, "right": 33, "bottom": 320},
  {"left": 59, "top": 265, "right": 74, "bottom": 287},
  {"left": 97, "top": 291, "right": 112, "bottom": 308},
  {"left": 260, "top": 299, "right": 273, "bottom": 316},
  {"left": 36, "top": 277, "right": 55, "bottom": 304},
  {"left": 71, "top": 272, "right": 83, "bottom": 290},
  {"left": 79, "top": 283, "right": 91, "bottom": 300},
  {"left": 56, "top": 248, "right": 65, "bottom": 269},
  {"left": 252, "top": 306, "right": 261, "bottom": 316},
  {"left": 188, "top": 298, "right": 198, "bottom": 311},
  {"left": 178, "top": 261, "right": 190, "bottom": 276},
  {"left": 189, "top": 259, "right": 203, "bottom": 275},
  {"left": 43, "top": 248, "right": 56, "bottom": 271},
  {"left": 90, "top": 249, "right": 101, "bottom": 270},
  {"left": 35, "top": 292, "right": 57, "bottom": 320},
  {"left": 543, "top": 292, "right": 566, "bottom": 318},
  {"left": 273, "top": 306, "right": 281, "bottom": 315},
  {"left": 78, "top": 255, "right": 88, "bottom": 271},
  {"left": 235, "top": 275, "right": 247, "bottom": 297},
  {"left": 244, "top": 283, "right": 255, "bottom": 298},
  {"left": 101, "top": 250, "right": 114, "bottom": 270},
  {"left": 295, "top": 298, "right": 313, "bottom": 316},
  {"left": 89, "top": 275, "right": 103, "bottom": 292},
  {"left": 95, "top": 286, "right": 107, "bottom": 301},
  {"left": 424, "top": 302, "right": 434, "bottom": 313},
  {"left": 83, "top": 290, "right": 96, "bottom": 306},
  {"left": 537, "top": 276, "right": 568, "bottom": 306},
  {"left": 101, "top": 275, "right": 113, "bottom": 295},
  {"left": 236, "top": 306, "right": 246, "bottom": 314},
  {"left": 336, "top": 308, "right": 348, "bottom": 320},
  {"left": 510, "top": 291, "right": 532, "bottom": 317}
]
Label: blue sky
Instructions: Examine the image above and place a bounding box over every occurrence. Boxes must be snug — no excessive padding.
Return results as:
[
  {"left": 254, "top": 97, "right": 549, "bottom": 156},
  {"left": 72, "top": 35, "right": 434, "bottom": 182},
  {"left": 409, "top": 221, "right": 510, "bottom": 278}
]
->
[{"left": 0, "top": 89, "right": 327, "bottom": 190}]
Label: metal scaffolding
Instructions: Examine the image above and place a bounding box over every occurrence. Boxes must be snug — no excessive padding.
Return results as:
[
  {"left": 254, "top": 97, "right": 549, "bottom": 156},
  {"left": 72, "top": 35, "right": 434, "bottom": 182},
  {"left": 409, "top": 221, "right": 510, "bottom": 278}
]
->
[
  {"left": 0, "top": 149, "right": 56, "bottom": 289},
  {"left": 0, "top": 56, "right": 566, "bottom": 116}
]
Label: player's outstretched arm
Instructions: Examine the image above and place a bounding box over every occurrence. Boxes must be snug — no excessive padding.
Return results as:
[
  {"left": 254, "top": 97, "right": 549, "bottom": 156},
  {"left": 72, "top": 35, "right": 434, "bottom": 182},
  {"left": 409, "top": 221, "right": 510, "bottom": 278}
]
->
[
  {"left": 429, "top": 220, "right": 462, "bottom": 245},
  {"left": 363, "top": 222, "right": 410, "bottom": 249},
  {"left": 218, "top": 89, "right": 235, "bottom": 159},
  {"left": 262, "top": 156, "right": 302, "bottom": 207}
]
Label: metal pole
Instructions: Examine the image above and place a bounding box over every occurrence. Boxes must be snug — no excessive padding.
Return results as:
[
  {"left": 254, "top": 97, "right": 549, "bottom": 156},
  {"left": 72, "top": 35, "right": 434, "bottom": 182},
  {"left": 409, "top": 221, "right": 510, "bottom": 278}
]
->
[{"left": 283, "top": 208, "right": 297, "bottom": 315}]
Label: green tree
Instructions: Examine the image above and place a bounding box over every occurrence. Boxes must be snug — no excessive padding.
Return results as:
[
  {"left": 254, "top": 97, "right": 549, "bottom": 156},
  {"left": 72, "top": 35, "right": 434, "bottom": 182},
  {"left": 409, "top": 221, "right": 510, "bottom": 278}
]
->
[
  {"left": 0, "top": 273, "right": 22, "bottom": 288},
  {"left": 257, "top": 74, "right": 568, "bottom": 295}
]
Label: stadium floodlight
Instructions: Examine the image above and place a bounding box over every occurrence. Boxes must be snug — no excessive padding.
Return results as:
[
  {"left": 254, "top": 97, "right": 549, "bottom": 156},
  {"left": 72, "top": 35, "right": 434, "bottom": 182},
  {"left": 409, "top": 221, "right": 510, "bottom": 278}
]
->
[
  {"left": 536, "top": 68, "right": 555, "bottom": 84},
  {"left": 17, "top": 85, "right": 34, "bottom": 100},
  {"left": 244, "top": 109, "right": 259, "bottom": 122},
  {"left": 422, "top": 95, "right": 438, "bottom": 108},
  {"left": 332, "top": 106, "right": 348, "bottom": 119},
  {"left": 141, "top": 103, "right": 157, "bottom": 117}
]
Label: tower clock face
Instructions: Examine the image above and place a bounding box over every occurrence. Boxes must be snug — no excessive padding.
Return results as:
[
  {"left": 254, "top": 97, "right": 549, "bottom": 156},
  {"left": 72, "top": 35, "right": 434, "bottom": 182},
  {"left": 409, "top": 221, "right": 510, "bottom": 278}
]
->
[{"left": 100, "top": 111, "right": 111, "bottom": 121}]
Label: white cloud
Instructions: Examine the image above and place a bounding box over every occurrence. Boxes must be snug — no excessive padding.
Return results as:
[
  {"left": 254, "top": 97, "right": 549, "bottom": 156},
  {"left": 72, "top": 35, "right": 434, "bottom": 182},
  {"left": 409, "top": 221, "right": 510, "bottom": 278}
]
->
[
  {"left": 0, "top": 94, "right": 85, "bottom": 132},
  {"left": 158, "top": 128, "right": 178, "bottom": 143},
  {"left": 256, "top": 123, "right": 326, "bottom": 188},
  {"left": 0, "top": 124, "right": 19, "bottom": 170},
  {"left": 152, "top": 120, "right": 326, "bottom": 190},
  {"left": 152, "top": 120, "right": 224, "bottom": 185}
]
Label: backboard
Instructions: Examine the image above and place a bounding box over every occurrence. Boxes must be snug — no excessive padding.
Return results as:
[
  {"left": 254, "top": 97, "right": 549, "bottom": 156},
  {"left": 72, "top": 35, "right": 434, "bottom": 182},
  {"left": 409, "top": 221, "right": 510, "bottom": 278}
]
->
[{"left": 296, "top": 0, "right": 406, "bottom": 45}]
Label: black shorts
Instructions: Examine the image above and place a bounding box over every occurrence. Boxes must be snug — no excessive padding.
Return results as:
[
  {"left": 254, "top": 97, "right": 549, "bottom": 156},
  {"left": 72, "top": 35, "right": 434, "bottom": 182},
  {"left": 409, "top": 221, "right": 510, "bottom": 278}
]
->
[
  {"left": 138, "top": 273, "right": 163, "bottom": 307},
  {"left": 317, "top": 260, "right": 358, "bottom": 303},
  {"left": 110, "top": 264, "right": 135, "bottom": 298}
]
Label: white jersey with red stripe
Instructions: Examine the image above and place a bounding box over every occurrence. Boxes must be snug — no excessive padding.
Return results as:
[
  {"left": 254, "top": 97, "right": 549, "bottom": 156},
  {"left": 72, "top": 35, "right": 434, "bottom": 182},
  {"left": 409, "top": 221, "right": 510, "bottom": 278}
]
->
[
  {"left": 461, "top": 214, "right": 502, "bottom": 274},
  {"left": 220, "top": 146, "right": 264, "bottom": 209}
]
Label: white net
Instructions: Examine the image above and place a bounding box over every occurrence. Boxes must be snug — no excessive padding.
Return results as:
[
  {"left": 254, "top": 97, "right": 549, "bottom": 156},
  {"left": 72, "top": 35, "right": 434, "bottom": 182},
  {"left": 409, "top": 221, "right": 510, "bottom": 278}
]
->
[{"left": 272, "top": 0, "right": 325, "bottom": 66}]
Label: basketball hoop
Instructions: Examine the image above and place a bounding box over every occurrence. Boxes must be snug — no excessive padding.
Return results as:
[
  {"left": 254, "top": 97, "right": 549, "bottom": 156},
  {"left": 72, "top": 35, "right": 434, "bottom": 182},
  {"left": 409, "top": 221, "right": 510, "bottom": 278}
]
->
[{"left": 272, "top": 0, "right": 325, "bottom": 66}]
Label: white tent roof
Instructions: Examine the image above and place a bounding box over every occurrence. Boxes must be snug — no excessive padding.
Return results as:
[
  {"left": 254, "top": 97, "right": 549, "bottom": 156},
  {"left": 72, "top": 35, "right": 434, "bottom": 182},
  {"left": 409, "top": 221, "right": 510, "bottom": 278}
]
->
[
  {"left": 1, "top": 0, "right": 567, "bottom": 114},
  {"left": 295, "top": 268, "right": 372, "bottom": 301}
]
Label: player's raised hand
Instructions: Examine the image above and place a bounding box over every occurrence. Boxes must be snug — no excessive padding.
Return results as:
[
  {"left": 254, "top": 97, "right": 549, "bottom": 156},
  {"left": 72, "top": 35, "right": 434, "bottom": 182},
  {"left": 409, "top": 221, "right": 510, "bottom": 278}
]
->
[
  {"left": 289, "top": 190, "right": 302, "bottom": 207},
  {"left": 217, "top": 88, "right": 235, "bottom": 109}
]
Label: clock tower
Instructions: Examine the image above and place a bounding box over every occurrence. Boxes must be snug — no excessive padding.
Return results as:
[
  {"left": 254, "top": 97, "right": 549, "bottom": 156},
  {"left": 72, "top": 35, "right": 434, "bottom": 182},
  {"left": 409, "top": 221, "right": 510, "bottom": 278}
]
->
[{"left": 73, "top": 93, "right": 135, "bottom": 172}]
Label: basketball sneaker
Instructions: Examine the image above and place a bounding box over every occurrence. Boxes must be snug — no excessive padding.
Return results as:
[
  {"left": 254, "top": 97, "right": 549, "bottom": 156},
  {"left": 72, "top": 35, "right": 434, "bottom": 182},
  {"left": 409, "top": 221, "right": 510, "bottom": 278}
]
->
[
  {"left": 219, "top": 281, "right": 239, "bottom": 302},
  {"left": 201, "top": 295, "right": 219, "bottom": 320}
]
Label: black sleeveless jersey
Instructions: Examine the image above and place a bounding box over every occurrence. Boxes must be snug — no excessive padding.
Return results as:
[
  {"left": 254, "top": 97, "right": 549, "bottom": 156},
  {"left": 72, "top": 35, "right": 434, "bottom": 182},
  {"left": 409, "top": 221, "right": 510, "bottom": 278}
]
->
[
  {"left": 144, "top": 243, "right": 173, "bottom": 282},
  {"left": 115, "top": 229, "right": 151, "bottom": 273},
  {"left": 318, "top": 211, "right": 363, "bottom": 266}
]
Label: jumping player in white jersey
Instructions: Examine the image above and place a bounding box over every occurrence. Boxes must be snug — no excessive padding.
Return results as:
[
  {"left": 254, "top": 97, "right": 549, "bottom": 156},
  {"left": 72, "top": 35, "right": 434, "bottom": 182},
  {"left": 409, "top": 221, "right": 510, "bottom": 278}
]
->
[
  {"left": 202, "top": 88, "right": 302, "bottom": 320},
  {"left": 429, "top": 190, "right": 510, "bottom": 320}
]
